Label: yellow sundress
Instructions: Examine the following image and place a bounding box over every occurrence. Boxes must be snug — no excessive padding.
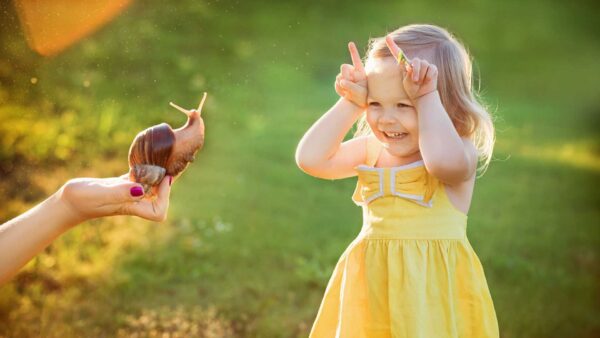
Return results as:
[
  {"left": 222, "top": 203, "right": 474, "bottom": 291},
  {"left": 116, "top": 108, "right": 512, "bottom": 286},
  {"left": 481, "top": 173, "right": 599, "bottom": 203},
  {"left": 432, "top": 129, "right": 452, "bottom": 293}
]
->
[{"left": 309, "top": 137, "right": 499, "bottom": 338}]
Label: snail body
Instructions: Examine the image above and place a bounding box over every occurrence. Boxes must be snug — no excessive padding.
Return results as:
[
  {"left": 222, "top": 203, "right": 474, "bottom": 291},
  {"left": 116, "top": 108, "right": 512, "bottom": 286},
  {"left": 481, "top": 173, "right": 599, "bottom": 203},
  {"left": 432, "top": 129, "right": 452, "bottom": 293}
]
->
[{"left": 130, "top": 164, "right": 167, "bottom": 193}]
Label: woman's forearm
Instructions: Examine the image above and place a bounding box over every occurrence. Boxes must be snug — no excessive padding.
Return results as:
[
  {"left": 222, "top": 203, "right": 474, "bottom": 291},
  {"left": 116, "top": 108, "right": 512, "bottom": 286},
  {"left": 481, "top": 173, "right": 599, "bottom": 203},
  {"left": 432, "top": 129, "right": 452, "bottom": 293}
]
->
[
  {"left": 295, "top": 98, "right": 364, "bottom": 168},
  {"left": 0, "top": 173, "right": 171, "bottom": 285},
  {"left": 0, "top": 190, "right": 79, "bottom": 284}
]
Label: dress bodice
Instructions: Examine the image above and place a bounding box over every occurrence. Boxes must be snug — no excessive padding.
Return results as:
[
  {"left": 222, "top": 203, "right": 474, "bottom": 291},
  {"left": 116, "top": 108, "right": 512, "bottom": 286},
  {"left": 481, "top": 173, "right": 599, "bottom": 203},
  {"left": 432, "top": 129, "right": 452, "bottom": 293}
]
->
[
  {"left": 352, "top": 136, "right": 468, "bottom": 240},
  {"left": 352, "top": 160, "right": 438, "bottom": 207}
]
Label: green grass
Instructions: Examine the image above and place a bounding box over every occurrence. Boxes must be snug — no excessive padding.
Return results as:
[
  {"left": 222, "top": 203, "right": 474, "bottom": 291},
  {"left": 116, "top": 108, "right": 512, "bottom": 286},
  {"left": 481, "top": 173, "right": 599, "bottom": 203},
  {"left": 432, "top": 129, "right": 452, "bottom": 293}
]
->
[{"left": 1, "top": 0, "right": 599, "bottom": 337}]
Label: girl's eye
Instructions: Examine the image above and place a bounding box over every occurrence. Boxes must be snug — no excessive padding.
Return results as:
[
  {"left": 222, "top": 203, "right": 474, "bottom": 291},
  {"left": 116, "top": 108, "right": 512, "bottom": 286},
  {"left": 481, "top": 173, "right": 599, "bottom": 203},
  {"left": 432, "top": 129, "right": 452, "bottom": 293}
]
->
[
  {"left": 397, "top": 103, "right": 412, "bottom": 108},
  {"left": 368, "top": 102, "right": 381, "bottom": 107}
]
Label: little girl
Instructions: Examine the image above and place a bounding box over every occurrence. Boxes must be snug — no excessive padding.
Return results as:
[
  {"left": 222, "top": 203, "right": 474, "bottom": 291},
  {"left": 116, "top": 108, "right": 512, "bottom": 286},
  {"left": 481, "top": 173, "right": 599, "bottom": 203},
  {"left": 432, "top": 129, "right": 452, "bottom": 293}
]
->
[{"left": 296, "top": 24, "right": 499, "bottom": 337}]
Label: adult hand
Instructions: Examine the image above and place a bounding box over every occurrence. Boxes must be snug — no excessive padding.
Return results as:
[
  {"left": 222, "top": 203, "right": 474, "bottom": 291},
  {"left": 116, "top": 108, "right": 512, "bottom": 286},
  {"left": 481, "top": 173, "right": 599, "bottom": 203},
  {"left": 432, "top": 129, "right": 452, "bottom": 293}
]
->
[
  {"left": 59, "top": 174, "right": 172, "bottom": 224},
  {"left": 385, "top": 35, "right": 438, "bottom": 102},
  {"left": 335, "top": 42, "right": 368, "bottom": 108},
  {"left": 0, "top": 174, "right": 173, "bottom": 284}
]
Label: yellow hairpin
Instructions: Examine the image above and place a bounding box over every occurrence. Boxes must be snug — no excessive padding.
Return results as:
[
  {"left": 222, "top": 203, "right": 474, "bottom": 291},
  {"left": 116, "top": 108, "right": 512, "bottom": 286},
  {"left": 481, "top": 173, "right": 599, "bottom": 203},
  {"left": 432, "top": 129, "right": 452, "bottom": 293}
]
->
[{"left": 397, "top": 50, "right": 408, "bottom": 65}]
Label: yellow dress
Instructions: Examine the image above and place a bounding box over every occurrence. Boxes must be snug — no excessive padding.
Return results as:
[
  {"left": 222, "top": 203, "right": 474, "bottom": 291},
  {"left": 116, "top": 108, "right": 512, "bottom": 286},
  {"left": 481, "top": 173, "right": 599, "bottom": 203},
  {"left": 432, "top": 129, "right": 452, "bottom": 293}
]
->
[{"left": 309, "top": 137, "right": 499, "bottom": 338}]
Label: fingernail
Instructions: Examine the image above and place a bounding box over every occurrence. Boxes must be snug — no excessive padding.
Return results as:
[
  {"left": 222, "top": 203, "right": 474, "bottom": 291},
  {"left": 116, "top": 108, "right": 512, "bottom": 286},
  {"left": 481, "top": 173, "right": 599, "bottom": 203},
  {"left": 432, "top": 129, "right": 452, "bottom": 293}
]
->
[
  {"left": 168, "top": 176, "right": 173, "bottom": 186},
  {"left": 130, "top": 186, "right": 144, "bottom": 197}
]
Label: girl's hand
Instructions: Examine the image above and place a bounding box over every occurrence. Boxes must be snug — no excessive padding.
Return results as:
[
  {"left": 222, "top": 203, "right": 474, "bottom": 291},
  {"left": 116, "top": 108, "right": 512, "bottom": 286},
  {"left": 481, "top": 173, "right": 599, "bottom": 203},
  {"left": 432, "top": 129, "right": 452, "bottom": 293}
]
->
[
  {"left": 385, "top": 35, "right": 438, "bottom": 102},
  {"left": 335, "top": 42, "right": 368, "bottom": 108},
  {"left": 59, "top": 174, "right": 172, "bottom": 224}
]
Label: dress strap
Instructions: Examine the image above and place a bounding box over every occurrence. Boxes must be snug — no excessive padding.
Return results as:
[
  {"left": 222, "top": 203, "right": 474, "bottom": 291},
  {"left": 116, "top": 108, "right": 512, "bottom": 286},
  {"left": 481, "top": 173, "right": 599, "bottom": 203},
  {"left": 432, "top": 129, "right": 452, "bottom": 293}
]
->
[{"left": 365, "top": 135, "right": 383, "bottom": 167}]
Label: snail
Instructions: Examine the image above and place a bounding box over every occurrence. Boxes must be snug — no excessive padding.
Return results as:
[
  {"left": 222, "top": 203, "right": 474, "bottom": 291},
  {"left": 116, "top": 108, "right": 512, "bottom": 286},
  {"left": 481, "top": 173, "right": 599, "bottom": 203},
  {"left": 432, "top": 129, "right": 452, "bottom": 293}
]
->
[{"left": 128, "top": 92, "right": 207, "bottom": 196}]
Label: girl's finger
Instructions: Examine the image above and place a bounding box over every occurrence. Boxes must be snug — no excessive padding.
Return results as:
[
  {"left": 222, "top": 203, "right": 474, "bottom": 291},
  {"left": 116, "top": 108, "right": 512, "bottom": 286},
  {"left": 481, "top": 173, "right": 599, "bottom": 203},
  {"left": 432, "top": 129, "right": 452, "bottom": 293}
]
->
[
  {"left": 411, "top": 59, "right": 421, "bottom": 82},
  {"left": 340, "top": 64, "right": 353, "bottom": 81},
  {"left": 418, "top": 63, "right": 429, "bottom": 84},
  {"left": 348, "top": 42, "right": 365, "bottom": 73},
  {"left": 340, "top": 80, "right": 366, "bottom": 107},
  {"left": 402, "top": 61, "right": 412, "bottom": 80},
  {"left": 352, "top": 63, "right": 368, "bottom": 81},
  {"left": 336, "top": 73, "right": 346, "bottom": 87},
  {"left": 340, "top": 80, "right": 364, "bottom": 96},
  {"left": 426, "top": 64, "right": 438, "bottom": 81},
  {"left": 335, "top": 79, "right": 344, "bottom": 96},
  {"left": 385, "top": 35, "right": 409, "bottom": 65}
]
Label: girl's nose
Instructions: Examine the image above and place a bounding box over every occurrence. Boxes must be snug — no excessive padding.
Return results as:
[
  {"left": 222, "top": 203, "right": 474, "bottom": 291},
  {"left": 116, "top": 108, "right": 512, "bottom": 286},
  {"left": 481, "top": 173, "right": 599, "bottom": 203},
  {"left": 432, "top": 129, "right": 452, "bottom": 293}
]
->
[{"left": 378, "top": 109, "right": 397, "bottom": 124}]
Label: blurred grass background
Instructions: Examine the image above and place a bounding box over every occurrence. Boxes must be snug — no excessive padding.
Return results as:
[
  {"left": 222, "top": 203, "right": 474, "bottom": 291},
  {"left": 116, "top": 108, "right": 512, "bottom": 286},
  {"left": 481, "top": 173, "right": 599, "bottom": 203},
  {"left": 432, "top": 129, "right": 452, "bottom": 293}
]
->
[{"left": 0, "top": 0, "right": 599, "bottom": 336}]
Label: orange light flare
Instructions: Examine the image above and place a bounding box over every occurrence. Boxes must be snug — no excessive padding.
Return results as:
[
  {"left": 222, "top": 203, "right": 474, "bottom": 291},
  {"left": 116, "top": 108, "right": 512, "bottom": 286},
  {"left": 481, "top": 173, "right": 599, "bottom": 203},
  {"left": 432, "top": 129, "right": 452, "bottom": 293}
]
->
[{"left": 13, "top": 0, "right": 133, "bottom": 57}]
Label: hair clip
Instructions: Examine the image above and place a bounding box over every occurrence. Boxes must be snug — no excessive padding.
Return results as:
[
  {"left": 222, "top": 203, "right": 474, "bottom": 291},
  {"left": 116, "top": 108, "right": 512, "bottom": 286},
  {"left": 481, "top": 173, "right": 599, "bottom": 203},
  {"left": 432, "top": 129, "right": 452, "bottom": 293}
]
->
[{"left": 397, "top": 50, "right": 408, "bottom": 65}]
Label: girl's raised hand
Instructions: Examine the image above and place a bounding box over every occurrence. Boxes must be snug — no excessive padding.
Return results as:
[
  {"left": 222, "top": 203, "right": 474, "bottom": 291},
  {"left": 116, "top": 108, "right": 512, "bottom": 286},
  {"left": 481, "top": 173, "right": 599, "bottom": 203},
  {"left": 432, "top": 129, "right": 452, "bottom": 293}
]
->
[
  {"left": 335, "top": 42, "right": 368, "bottom": 108},
  {"left": 385, "top": 35, "right": 438, "bottom": 102}
]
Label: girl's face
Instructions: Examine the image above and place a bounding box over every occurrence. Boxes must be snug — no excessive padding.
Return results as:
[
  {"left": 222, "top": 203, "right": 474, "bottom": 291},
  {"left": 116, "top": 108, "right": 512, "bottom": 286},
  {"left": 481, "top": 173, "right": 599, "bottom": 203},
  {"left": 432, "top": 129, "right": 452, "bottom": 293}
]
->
[{"left": 365, "top": 57, "right": 420, "bottom": 160}]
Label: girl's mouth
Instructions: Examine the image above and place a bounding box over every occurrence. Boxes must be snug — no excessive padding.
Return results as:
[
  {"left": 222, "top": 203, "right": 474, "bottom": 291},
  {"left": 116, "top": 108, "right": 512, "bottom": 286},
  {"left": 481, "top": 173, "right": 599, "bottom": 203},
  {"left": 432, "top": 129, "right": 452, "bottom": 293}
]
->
[{"left": 382, "top": 131, "right": 408, "bottom": 140}]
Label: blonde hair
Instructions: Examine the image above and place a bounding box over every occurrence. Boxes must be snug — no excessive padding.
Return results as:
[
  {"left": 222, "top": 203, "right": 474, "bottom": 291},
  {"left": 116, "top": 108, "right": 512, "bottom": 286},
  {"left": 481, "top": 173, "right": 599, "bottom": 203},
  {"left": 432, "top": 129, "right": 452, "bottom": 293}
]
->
[{"left": 355, "top": 24, "right": 495, "bottom": 175}]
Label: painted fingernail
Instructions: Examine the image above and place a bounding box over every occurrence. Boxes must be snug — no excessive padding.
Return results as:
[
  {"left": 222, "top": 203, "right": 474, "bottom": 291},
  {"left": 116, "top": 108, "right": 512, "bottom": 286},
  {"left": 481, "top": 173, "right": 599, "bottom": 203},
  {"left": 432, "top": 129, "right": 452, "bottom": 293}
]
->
[
  {"left": 130, "top": 186, "right": 144, "bottom": 197},
  {"left": 168, "top": 176, "right": 173, "bottom": 186}
]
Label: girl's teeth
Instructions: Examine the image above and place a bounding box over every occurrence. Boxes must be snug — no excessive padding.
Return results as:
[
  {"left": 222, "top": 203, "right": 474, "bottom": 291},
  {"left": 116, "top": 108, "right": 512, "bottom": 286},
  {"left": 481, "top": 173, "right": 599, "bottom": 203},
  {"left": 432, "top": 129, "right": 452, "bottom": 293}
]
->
[{"left": 384, "top": 132, "right": 406, "bottom": 138}]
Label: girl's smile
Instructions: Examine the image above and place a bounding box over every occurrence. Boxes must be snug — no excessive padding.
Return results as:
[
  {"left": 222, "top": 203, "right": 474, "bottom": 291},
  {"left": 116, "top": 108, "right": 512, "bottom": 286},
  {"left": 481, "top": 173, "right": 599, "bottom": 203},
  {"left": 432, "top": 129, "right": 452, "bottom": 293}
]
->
[{"left": 382, "top": 131, "right": 408, "bottom": 140}]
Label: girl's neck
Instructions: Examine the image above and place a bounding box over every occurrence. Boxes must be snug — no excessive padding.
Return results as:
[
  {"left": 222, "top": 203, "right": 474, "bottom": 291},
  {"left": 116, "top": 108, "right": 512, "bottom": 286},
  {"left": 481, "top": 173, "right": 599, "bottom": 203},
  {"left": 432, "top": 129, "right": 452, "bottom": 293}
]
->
[{"left": 376, "top": 148, "right": 423, "bottom": 168}]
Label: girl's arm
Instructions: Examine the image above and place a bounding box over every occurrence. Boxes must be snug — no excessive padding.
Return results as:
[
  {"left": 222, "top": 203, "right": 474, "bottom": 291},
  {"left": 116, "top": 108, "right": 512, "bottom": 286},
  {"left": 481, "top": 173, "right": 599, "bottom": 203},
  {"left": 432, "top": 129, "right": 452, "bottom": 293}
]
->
[
  {"left": 385, "top": 36, "right": 477, "bottom": 185},
  {"left": 0, "top": 175, "right": 172, "bottom": 285},
  {"left": 415, "top": 90, "right": 478, "bottom": 185},
  {"left": 295, "top": 98, "right": 367, "bottom": 179},
  {"left": 296, "top": 42, "right": 369, "bottom": 180}
]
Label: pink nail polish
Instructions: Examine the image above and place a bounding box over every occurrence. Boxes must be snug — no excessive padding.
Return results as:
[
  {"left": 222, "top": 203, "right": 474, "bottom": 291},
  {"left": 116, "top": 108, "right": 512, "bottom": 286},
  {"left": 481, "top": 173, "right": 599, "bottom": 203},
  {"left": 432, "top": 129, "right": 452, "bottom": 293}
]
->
[{"left": 130, "top": 186, "right": 144, "bottom": 197}]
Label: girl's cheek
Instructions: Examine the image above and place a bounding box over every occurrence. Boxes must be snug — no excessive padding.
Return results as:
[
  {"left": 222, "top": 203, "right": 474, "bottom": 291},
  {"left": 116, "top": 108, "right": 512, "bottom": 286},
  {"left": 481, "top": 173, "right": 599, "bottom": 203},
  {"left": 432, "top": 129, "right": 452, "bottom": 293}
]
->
[
  {"left": 404, "top": 110, "right": 419, "bottom": 134},
  {"left": 366, "top": 111, "right": 378, "bottom": 129}
]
